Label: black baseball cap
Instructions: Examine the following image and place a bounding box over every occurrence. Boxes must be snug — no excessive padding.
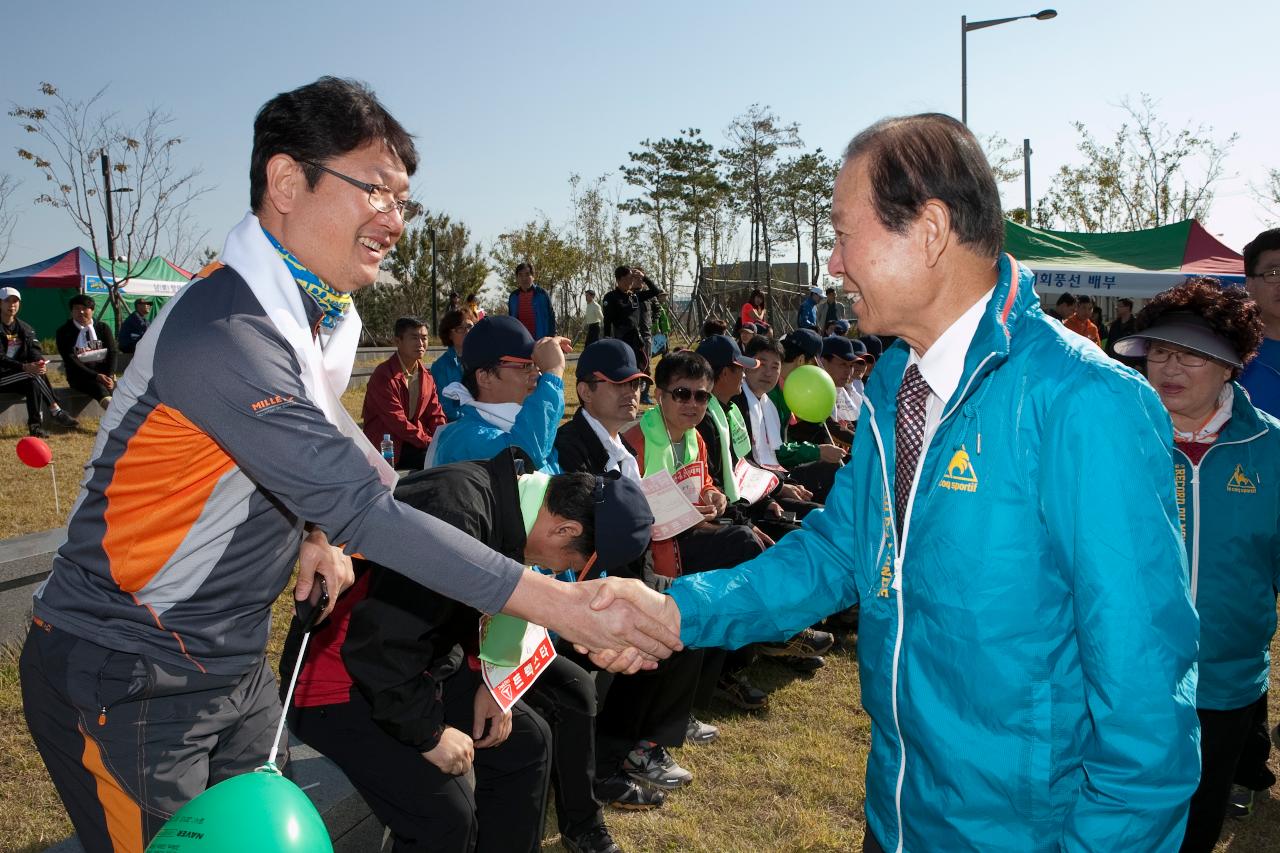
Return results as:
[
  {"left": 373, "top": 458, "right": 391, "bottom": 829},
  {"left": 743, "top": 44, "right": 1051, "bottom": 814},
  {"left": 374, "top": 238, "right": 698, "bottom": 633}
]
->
[
  {"left": 461, "top": 316, "right": 535, "bottom": 370},
  {"left": 740, "top": 322, "right": 757, "bottom": 334},
  {"left": 591, "top": 472, "right": 654, "bottom": 575},
  {"left": 822, "top": 336, "right": 866, "bottom": 362},
  {"left": 696, "top": 334, "right": 758, "bottom": 371},
  {"left": 578, "top": 339, "right": 647, "bottom": 383},
  {"left": 781, "top": 328, "right": 823, "bottom": 359},
  {"left": 859, "top": 334, "right": 883, "bottom": 358}
]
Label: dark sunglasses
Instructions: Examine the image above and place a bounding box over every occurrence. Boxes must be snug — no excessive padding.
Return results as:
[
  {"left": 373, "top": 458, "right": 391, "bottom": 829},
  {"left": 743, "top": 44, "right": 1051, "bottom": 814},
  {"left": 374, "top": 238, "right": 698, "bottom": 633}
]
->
[{"left": 663, "top": 386, "right": 712, "bottom": 404}]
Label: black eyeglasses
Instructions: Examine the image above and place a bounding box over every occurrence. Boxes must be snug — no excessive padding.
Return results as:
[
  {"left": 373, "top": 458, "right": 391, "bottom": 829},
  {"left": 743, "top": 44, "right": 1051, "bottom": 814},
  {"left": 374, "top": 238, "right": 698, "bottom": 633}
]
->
[
  {"left": 300, "top": 160, "right": 423, "bottom": 222},
  {"left": 662, "top": 386, "right": 712, "bottom": 404}
]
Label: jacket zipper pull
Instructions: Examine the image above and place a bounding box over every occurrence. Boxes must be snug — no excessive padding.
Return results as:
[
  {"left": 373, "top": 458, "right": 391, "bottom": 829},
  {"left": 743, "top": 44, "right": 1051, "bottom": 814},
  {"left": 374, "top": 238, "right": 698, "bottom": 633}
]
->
[{"left": 98, "top": 706, "right": 107, "bottom": 726}]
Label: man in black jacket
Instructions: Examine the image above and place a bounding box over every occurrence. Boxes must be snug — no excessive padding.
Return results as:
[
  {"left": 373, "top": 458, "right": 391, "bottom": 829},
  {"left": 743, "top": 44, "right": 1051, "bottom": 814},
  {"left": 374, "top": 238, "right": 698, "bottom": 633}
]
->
[
  {"left": 117, "top": 297, "right": 153, "bottom": 354},
  {"left": 288, "top": 451, "right": 653, "bottom": 853},
  {"left": 601, "top": 266, "right": 661, "bottom": 402},
  {"left": 0, "top": 287, "right": 79, "bottom": 436},
  {"left": 54, "top": 294, "right": 117, "bottom": 406}
]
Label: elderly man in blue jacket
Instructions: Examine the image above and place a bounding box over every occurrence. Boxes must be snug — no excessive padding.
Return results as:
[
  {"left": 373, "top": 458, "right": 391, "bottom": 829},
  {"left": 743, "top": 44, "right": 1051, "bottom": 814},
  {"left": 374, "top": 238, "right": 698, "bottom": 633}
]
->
[{"left": 598, "top": 113, "right": 1200, "bottom": 852}]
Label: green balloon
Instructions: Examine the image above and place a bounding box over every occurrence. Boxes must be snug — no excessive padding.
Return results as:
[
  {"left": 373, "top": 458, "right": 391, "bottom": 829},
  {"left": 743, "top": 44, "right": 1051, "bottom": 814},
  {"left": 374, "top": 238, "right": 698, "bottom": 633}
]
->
[
  {"left": 146, "top": 768, "right": 332, "bottom": 852},
  {"left": 783, "top": 365, "right": 838, "bottom": 423}
]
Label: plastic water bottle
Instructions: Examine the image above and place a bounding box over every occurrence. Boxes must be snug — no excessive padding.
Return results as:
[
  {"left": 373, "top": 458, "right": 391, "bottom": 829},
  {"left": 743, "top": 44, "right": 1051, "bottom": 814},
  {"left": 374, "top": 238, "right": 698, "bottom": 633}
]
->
[{"left": 380, "top": 434, "right": 395, "bottom": 465}]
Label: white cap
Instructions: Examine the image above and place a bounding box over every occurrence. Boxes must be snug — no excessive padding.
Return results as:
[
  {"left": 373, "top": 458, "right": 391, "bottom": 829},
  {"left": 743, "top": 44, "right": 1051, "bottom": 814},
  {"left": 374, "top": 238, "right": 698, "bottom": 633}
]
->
[
  {"left": 0, "top": 286, "right": 21, "bottom": 301},
  {"left": 809, "top": 285, "right": 825, "bottom": 297}
]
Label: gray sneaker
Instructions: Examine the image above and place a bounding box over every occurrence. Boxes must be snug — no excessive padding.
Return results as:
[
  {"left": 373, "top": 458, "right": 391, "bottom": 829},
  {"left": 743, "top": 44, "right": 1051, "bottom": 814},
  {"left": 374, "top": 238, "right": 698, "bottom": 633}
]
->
[
  {"left": 622, "top": 741, "right": 692, "bottom": 789},
  {"left": 685, "top": 716, "right": 719, "bottom": 745},
  {"left": 51, "top": 408, "right": 79, "bottom": 429}
]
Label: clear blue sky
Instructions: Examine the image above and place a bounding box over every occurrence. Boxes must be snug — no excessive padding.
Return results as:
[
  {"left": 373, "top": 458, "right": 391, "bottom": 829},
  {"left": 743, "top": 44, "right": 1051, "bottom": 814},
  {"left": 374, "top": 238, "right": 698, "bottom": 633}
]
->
[{"left": 2, "top": 0, "right": 1274, "bottom": 282}]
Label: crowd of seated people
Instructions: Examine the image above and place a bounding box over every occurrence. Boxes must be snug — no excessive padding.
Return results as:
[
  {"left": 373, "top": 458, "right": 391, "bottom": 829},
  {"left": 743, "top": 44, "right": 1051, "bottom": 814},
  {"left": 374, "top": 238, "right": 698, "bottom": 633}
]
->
[{"left": 292, "top": 309, "right": 865, "bottom": 852}]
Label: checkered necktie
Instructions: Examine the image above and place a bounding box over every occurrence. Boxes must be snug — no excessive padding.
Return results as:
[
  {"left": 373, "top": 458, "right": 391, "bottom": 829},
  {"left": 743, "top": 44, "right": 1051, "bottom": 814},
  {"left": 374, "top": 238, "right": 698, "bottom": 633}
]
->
[{"left": 894, "top": 364, "right": 931, "bottom": 538}]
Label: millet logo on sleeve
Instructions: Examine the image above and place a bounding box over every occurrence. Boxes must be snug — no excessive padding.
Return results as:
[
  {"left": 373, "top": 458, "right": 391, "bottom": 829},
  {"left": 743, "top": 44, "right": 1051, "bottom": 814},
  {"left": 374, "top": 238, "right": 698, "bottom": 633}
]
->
[{"left": 250, "top": 394, "right": 295, "bottom": 414}]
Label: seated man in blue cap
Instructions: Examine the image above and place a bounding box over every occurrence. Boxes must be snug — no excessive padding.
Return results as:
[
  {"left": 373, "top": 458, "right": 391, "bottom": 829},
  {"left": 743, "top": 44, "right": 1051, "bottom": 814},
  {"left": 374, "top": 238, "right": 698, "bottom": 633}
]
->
[
  {"left": 430, "top": 315, "right": 569, "bottom": 472},
  {"left": 818, "top": 335, "right": 866, "bottom": 447},
  {"left": 289, "top": 450, "right": 653, "bottom": 853}
]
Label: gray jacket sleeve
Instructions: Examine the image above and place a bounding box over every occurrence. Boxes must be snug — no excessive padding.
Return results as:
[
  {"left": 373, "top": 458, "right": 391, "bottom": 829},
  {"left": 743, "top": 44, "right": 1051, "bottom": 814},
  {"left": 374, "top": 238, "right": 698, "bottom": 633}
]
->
[{"left": 155, "top": 313, "right": 525, "bottom": 614}]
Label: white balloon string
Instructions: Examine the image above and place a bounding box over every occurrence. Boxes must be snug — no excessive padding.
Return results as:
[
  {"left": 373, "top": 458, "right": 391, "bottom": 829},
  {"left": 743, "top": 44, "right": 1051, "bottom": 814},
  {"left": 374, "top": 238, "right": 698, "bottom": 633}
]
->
[
  {"left": 50, "top": 463, "right": 60, "bottom": 516},
  {"left": 268, "top": 629, "right": 311, "bottom": 769}
]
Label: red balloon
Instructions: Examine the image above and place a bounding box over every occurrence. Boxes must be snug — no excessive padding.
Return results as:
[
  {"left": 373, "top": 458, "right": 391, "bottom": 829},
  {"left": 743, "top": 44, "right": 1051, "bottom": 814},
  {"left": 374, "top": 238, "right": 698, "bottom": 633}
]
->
[{"left": 16, "top": 436, "right": 53, "bottom": 469}]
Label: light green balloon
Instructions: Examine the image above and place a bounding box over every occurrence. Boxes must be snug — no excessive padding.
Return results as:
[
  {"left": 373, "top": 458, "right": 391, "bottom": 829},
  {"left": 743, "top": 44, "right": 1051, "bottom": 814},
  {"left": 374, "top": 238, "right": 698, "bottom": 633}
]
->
[
  {"left": 783, "top": 364, "right": 838, "bottom": 423},
  {"left": 146, "top": 768, "right": 332, "bottom": 852}
]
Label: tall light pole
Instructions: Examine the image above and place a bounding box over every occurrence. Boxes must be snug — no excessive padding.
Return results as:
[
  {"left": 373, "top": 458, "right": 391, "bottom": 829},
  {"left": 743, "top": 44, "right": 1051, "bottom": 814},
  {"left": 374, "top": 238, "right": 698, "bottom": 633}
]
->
[
  {"left": 961, "top": 9, "right": 1057, "bottom": 125},
  {"left": 99, "top": 153, "right": 133, "bottom": 332}
]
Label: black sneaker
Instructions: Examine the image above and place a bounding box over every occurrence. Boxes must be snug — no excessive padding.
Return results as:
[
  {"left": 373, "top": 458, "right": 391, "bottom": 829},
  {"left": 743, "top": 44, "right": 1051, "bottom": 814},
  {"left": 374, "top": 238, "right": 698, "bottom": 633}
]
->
[
  {"left": 1227, "top": 784, "right": 1256, "bottom": 819},
  {"left": 686, "top": 715, "right": 719, "bottom": 745},
  {"left": 715, "top": 673, "right": 769, "bottom": 711},
  {"left": 28, "top": 422, "right": 48, "bottom": 438},
  {"left": 562, "top": 825, "right": 622, "bottom": 853},
  {"left": 621, "top": 741, "right": 692, "bottom": 789},
  {"left": 758, "top": 627, "right": 835, "bottom": 658},
  {"left": 595, "top": 772, "right": 666, "bottom": 810},
  {"left": 51, "top": 408, "right": 79, "bottom": 429},
  {"left": 778, "top": 654, "right": 825, "bottom": 674}
]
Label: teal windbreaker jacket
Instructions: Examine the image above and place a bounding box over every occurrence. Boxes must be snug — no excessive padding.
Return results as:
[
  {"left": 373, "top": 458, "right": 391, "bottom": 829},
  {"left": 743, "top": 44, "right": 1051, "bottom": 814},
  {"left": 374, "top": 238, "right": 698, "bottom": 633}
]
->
[
  {"left": 1173, "top": 383, "right": 1280, "bottom": 711},
  {"left": 669, "top": 256, "right": 1200, "bottom": 852},
  {"left": 431, "top": 373, "right": 564, "bottom": 473}
]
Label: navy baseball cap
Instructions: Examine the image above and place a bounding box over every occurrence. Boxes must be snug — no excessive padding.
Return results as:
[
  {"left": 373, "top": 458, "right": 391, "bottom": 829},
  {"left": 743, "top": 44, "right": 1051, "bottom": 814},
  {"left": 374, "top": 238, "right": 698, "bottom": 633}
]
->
[
  {"left": 740, "top": 322, "right": 757, "bottom": 334},
  {"left": 578, "top": 339, "right": 647, "bottom": 383},
  {"left": 696, "top": 334, "right": 758, "bottom": 371},
  {"left": 461, "top": 316, "right": 535, "bottom": 370},
  {"left": 781, "top": 328, "right": 824, "bottom": 359},
  {"left": 591, "top": 472, "right": 654, "bottom": 575},
  {"left": 859, "top": 334, "right": 883, "bottom": 358},
  {"left": 823, "top": 336, "right": 866, "bottom": 362},
  {"left": 834, "top": 319, "right": 851, "bottom": 334}
]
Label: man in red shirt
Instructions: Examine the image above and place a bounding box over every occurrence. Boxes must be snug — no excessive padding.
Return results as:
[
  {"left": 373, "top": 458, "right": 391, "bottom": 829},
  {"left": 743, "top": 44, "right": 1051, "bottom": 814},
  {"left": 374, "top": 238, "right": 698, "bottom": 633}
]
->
[{"left": 362, "top": 316, "right": 446, "bottom": 469}]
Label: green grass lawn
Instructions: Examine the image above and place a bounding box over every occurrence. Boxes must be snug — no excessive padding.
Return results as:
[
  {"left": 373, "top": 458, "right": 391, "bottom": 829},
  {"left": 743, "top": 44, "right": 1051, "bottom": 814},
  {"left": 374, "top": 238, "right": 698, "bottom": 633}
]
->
[{"left": 1, "top": 376, "right": 1278, "bottom": 851}]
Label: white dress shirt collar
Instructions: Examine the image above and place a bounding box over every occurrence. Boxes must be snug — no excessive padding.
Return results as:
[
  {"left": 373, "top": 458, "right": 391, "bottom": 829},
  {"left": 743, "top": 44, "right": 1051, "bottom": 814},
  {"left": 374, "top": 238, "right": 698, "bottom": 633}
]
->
[
  {"left": 906, "top": 287, "right": 994, "bottom": 408},
  {"left": 581, "top": 409, "right": 641, "bottom": 483}
]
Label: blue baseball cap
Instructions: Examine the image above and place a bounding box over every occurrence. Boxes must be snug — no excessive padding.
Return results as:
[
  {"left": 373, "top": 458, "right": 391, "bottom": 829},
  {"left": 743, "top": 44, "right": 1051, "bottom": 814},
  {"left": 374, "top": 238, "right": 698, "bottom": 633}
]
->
[
  {"left": 461, "top": 316, "right": 535, "bottom": 370},
  {"left": 696, "top": 334, "right": 758, "bottom": 371},
  {"left": 578, "top": 339, "right": 647, "bottom": 383},
  {"left": 591, "top": 472, "right": 654, "bottom": 575},
  {"left": 834, "top": 319, "right": 851, "bottom": 334}
]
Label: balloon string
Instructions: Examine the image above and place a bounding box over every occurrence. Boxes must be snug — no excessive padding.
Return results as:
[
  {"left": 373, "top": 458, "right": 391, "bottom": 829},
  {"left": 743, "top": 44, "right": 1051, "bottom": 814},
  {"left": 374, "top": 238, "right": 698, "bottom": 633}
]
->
[
  {"left": 268, "top": 629, "right": 311, "bottom": 768},
  {"left": 50, "top": 463, "right": 60, "bottom": 516}
]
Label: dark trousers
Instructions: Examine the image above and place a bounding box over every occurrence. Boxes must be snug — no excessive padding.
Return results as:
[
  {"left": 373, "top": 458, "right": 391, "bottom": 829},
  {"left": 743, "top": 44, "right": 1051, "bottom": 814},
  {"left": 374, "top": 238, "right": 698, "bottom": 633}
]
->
[
  {"left": 67, "top": 368, "right": 111, "bottom": 402},
  {"left": 676, "top": 522, "right": 765, "bottom": 574},
  {"left": 862, "top": 828, "right": 885, "bottom": 852},
  {"left": 1180, "top": 701, "right": 1258, "bottom": 852},
  {"left": 584, "top": 323, "right": 601, "bottom": 347},
  {"left": 596, "top": 647, "right": 704, "bottom": 774},
  {"left": 1233, "top": 690, "right": 1275, "bottom": 791},
  {"left": 398, "top": 443, "right": 427, "bottom": 471},
  {"left": 520, "top": 655, "right": 604, "bottom": 839},
  {"left": 292, "top": 671, "right": 549, "bottom": 853},
  {"left": 20, "top": 619, "right": 287, "bottom": 853},
  {"left": 0, "top": 369, "right": 59, "bottom": 424},
  {"left": 789, "top": 460, "right": 840, "bottom": 504}
]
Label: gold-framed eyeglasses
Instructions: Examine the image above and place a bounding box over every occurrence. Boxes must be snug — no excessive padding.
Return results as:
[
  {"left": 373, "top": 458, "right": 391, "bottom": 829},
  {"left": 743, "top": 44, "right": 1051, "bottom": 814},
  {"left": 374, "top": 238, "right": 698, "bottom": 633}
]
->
[{"left": 301, "top": 160, "right": 423, "bottom": 222}]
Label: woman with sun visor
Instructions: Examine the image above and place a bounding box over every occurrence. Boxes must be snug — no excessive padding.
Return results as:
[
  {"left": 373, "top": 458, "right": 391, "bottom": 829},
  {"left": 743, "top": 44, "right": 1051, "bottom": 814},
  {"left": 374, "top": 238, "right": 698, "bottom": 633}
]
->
[{"left": 1113, "top": 277, "right": 1280, "bottom": 852}]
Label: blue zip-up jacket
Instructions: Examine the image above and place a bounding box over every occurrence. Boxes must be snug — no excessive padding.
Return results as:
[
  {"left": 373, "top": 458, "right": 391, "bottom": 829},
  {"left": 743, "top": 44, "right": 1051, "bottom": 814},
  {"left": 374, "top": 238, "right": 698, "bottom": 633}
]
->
[
  {"left": 1173, "top": 383, "right": 1280, "bottom": 711},
  {"left": 431, "top": 373, "right": 563, "bottom": 473},
  {"left": 508, "top": 285, "right": 556, "bottom": 339},
  {"left": 796, "top": 295, "right": 818, "bottom": 330},
  {"left": 670, "top": 255, "right": 1200, "bottom": 852},
  {"left": 429, "top": 346, "right": 464, "bottom": 422}
]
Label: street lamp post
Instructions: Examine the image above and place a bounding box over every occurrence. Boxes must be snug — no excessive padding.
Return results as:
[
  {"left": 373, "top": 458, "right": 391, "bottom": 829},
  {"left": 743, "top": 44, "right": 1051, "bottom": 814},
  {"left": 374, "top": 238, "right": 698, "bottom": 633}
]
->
[
  {"left": 99, "top": 153, "right": 134, "bottom": 332},
  {"left": 429, "top": 227, "right": 438, "bottom": 337},
  {"left": 961, "top": 9, "right": 1057, "bottom": 125}
]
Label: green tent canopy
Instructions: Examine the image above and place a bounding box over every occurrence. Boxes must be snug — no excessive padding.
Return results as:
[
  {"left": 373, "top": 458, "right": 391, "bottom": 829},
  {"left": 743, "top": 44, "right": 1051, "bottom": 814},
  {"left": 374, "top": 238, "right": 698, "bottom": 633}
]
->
[
  {"left": 0, "top": 248, "right": 192, "bottom": 337},
  {"left": 1003, "top": 219, "right": 1245, "bottom": 299}
]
